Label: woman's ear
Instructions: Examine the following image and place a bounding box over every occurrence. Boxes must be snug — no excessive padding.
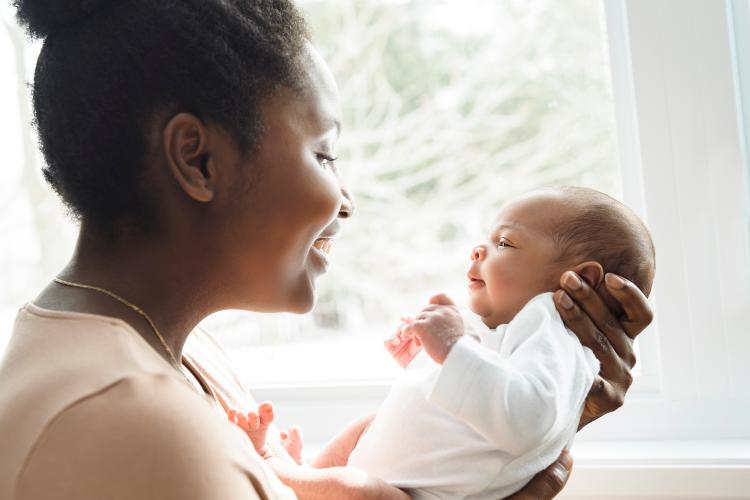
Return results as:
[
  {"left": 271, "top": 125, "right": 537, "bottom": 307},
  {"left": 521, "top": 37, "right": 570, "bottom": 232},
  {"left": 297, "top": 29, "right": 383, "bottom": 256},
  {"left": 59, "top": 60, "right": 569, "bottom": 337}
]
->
[
  {"left": 571, "top": 261, "right": 605, "bottom": 289},
  {"left": 162, "top": 112, "right": 216, "bottom": 203}
]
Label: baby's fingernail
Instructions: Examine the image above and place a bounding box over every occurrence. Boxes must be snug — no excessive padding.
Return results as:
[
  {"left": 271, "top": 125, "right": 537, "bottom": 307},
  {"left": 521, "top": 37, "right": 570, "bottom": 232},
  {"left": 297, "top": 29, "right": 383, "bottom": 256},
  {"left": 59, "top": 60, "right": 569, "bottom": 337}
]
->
[
  {"left": 563, "top": 271, "right": 582, "bottom": 290},
  {"left": 605, "top": 273, "right": 626, "bottom": 290},
  {"left": 557, "top": 291, "right": 574, "bottom": 310}
]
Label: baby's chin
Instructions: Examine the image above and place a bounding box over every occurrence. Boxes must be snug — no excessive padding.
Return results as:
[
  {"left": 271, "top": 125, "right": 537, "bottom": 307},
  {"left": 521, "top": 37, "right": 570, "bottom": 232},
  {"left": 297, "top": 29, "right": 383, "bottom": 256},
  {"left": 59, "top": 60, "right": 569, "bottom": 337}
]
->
[{"left": 468, "top": 300, "right": 505, "bottom": 329}]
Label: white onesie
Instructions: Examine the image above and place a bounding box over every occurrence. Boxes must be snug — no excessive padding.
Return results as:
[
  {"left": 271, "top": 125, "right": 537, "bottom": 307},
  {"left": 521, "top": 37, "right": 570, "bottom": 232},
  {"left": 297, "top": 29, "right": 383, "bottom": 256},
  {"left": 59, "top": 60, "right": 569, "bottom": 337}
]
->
[{"left": 347, "top": 292, "right": 599, "bottom": 500}]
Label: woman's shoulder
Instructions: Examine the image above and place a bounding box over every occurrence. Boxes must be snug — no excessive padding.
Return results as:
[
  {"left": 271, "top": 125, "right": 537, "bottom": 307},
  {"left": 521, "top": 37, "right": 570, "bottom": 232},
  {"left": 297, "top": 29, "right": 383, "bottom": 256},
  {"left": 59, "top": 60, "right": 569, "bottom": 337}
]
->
[
  {"left": 14, "top": 372, "right": 295, "bottom": 500},
  {"left": 2, "top": 307, "right": 295, "bottom": 500}
]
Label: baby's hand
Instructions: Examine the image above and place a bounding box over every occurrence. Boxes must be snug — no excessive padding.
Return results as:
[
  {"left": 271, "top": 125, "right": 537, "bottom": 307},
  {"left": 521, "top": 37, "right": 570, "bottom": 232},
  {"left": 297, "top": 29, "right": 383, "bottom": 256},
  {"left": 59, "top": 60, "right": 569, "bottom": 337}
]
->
[
  {"left": 402, "top": 294, "right": 464, "bottom": 365},
  {"left": 384, "top": 316, "right": 423, "bottom": 368},
  {"left": 228, "top": 402, "right": 305, "bottom": 464},
  {"left": 280, "top": 426, "right": 304, "bottom": 465},
  {"left": 228, "top": 402, "right": 275, "bottom": 459}
]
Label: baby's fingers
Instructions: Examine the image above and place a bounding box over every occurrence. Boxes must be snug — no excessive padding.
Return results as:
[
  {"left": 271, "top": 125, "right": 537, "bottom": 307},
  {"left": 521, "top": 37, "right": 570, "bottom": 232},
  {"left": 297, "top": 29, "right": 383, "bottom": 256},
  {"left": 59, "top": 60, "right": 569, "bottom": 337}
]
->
[
  {"left": 288, "top": 426, "right": 303, "bottom": 444},
  {"left": 242, "top": 412, "right": 260, "bottom": 432},
  {"left": 257, "top": 402, "right": 275, "bottom": 427}
]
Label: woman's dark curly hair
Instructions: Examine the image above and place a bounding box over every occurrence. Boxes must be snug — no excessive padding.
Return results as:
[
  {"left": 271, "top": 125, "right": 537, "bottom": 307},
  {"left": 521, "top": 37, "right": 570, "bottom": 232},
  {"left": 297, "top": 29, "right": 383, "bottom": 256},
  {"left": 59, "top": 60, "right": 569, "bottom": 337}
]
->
[{"left": 13, "top": 0, "right": 309, "bottom": 234}]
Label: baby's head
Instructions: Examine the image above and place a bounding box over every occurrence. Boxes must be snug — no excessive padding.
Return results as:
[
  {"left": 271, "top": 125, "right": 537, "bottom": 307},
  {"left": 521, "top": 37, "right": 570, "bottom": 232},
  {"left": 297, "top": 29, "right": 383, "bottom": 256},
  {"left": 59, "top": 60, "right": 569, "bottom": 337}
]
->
[{"left": 467, "top": 187, "right": 655, "bottom": 328}]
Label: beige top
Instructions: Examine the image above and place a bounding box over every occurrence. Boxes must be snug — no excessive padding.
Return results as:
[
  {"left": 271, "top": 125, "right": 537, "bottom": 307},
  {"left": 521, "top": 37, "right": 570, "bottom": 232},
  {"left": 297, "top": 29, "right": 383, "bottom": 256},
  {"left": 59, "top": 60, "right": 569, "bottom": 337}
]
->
[
  {"left": 182, "top": 328, "right": 297, "bottom": 464},
  {"left": 0, "top": 304, "right": 296, "bottom": 500}
]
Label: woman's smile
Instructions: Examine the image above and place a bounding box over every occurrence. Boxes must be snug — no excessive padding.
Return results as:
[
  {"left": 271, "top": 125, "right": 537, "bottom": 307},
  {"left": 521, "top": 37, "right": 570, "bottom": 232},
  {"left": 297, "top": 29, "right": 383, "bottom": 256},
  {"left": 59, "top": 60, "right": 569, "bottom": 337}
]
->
[
  {"left": 310, "top": 238, "right": 334, "bottom": 271},
  {"left": 308, "top": 219, "right": 340, "bottom": 273}
]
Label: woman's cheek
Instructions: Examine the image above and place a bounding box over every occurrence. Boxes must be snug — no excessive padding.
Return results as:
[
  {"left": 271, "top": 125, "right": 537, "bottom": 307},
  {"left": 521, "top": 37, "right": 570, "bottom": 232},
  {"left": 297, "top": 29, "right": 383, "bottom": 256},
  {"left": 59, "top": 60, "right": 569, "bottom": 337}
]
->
[{"left": 311, "top": 168, "right": 342, "bottom": 223}]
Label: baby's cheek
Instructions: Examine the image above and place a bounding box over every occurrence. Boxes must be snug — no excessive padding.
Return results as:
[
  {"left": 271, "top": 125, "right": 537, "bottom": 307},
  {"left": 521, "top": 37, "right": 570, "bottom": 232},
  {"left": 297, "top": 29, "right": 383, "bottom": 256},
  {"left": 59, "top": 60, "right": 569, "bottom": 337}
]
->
[{"left": 485, "top": 267, "right": 527, "bottom": 316}]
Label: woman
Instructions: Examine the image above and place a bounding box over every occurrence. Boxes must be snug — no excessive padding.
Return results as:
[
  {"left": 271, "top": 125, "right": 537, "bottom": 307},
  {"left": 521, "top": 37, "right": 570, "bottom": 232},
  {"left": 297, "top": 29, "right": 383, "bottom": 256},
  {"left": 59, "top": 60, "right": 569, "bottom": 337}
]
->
[{"left": 0, "top": 1, "right": 652, "bottom": 499}]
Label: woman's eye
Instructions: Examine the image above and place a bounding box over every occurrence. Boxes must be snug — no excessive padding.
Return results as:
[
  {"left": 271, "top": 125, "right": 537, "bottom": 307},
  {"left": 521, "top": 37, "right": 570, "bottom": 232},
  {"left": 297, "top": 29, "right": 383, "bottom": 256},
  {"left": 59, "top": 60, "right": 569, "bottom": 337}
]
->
[{"left": 316, "top": 153, "right": 338, "bottom": 170}]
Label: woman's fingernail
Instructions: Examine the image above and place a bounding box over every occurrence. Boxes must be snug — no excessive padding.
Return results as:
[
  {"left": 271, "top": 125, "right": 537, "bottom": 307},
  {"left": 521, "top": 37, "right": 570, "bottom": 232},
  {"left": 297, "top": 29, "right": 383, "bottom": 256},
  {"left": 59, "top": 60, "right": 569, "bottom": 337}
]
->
[
  {"left": 563, "top": 271, "right": 582, "bottom": 290},
  {"left": 558, "top": 291, "right": 574, "bottom": 310},
  {"left": 550, "top": 461, "right": 571, "bottom": 483},
  {"left": 605, "top": 273, "right": 626, "bottom": 290},
  {"left": 559, "top": 449, "right": 574, "bottom": 470}
]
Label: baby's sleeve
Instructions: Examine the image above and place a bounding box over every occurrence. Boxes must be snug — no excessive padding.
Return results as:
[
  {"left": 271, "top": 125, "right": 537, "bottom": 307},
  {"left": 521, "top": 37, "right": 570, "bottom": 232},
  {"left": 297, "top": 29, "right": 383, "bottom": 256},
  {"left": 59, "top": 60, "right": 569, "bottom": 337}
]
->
[
  {"left": 15, "top": 373, "right": 296, "bottom": 500},
  {"left": 428, "top": 293, "right": 598, "bottom": 456}
]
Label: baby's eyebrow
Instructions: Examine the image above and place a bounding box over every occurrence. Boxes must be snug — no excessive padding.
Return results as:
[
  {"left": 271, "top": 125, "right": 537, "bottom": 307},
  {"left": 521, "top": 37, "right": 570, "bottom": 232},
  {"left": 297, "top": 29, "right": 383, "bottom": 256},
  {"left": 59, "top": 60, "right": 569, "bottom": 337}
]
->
[{"left": 491, "top": 222, "right": 523, "bottom": 234}]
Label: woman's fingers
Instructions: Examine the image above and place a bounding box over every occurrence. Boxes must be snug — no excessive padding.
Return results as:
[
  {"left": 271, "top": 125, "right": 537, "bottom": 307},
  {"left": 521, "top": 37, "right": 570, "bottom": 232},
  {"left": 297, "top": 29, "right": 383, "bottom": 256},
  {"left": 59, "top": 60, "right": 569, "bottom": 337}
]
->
[
  {"left": 505, "top": 449, "right": 572, "bottom": 499},
  {"left": 555, "top": 290, "right": 618, "bottom": 365},
  {"left": 604, "top": 273, "right": 654, "bottom": 340},
  {"left": 557, "top": 272, "right": 635, "bottom": 367}
]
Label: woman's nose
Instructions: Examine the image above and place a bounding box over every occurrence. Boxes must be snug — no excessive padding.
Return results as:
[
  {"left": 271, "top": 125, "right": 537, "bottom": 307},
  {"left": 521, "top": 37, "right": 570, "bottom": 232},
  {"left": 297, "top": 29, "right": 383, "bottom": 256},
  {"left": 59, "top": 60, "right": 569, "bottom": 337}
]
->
[
  {"left": 338, "top": 186, "right": 355, "bottom": 219},
  {"left": 471, "top": 245, "right": 486, "bottom": 262}
]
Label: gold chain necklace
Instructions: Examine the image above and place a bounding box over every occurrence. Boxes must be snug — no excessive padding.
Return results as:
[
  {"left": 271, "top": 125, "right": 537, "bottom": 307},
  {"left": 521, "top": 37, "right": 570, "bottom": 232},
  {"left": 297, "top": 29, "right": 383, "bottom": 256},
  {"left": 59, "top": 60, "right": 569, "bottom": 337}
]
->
[{"left": 53, "top": 277, "right": 185, "bottom": 373}]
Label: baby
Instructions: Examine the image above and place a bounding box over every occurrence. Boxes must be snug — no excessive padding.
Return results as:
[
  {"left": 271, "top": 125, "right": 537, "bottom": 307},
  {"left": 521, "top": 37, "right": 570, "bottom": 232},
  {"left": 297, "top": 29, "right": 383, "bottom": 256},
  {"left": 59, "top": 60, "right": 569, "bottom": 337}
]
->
[
  {"left": 345, "top": 186, "right": 655, "bottom": 499},
  {"left": 232, "top": 186, "right": 655, "bottom": 499}
]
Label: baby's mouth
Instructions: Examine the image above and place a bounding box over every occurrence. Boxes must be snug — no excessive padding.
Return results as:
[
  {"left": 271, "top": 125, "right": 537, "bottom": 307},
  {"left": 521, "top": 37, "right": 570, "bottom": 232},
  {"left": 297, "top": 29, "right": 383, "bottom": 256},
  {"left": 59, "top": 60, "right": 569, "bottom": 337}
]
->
[
  {"left": 468, "top": 278, "right": 485, "bottom": 289},
  {"left": 467, "top": 270, "right": 485, "bottom": 288},
  {"left": 313, "top": 238, "right": 334, "bottom": 255}
]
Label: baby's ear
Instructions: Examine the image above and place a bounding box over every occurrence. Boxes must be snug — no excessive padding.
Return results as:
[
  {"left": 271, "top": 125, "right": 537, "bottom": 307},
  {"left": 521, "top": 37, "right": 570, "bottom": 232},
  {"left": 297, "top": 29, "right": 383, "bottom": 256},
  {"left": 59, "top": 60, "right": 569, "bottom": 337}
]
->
[{"left": 571, "top": 261, "right": 604, "bottom": 289}]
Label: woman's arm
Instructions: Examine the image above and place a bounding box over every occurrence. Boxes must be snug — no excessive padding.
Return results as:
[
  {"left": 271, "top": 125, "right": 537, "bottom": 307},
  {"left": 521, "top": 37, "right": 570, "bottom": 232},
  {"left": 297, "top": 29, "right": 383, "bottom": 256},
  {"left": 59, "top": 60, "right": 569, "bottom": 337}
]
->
[
  {"left": 311, "top": 414, "right": 375, "bottom": 468},
  {"left": 270, "top": 458, "right": 410, "bottom": 500}
]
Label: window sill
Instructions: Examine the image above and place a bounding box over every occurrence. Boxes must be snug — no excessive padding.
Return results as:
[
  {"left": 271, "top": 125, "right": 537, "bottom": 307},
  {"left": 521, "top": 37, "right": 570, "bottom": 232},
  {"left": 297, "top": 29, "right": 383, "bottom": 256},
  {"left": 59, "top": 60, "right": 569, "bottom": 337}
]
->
[{"left": 562, "top": 440, "right": 750, "bottom": 498}]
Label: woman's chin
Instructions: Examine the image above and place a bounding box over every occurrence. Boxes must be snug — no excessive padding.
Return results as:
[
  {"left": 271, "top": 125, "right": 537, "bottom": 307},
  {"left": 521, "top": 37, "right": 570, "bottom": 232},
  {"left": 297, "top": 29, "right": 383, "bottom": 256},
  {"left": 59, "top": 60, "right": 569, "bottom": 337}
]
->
[
  {"left": 286, "top": 276, "right": 318, "bottom": 314},
  {"left": 287, "top": 296, "right": 316, "bottom": 314}
]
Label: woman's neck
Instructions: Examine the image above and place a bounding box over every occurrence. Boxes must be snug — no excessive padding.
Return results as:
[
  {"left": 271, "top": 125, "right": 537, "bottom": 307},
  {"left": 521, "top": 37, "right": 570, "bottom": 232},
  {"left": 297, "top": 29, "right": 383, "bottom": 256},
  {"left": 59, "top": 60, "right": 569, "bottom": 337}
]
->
[{"left": 36, "top": 225, "right": 216, "bottom": 363}]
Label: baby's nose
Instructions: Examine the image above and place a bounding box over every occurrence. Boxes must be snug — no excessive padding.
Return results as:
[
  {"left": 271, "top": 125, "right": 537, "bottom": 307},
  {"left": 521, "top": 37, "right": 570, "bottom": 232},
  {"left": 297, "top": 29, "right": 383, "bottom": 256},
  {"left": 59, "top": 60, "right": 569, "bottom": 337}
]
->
[{"left": 471, "top": 245, "right": 486, "bottom": 262}]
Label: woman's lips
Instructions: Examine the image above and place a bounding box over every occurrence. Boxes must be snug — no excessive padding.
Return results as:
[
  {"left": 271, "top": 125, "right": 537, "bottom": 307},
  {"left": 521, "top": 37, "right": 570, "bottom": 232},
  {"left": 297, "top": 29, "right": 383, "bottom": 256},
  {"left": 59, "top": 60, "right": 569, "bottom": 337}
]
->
[
  {"left": 312, "top": 238, "right": 333, "bottom": 255},
  {"left": 310, "top": 238, "right": 334, "bottom": 273}
]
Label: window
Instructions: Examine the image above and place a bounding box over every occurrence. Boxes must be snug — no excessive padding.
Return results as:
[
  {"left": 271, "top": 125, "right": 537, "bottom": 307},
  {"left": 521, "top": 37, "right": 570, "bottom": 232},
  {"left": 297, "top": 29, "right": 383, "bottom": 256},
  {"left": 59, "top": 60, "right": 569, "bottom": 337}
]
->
[
  {"left": 0, "top": 7, "right": 75, "bottom": 356},
  {"left": 201, "top": 0, "right": 625, "bottom": 386},
  {"left": 730, "top": 0, "right": 750, "bottom": 257}
]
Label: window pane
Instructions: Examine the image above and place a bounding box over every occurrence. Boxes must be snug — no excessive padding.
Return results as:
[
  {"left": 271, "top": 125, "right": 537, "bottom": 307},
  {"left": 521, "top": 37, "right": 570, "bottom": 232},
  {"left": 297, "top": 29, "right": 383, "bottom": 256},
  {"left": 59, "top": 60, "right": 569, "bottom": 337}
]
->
[
  {"left": 729, "top": 0, "right": 750, "bottom": 251},
  {"left": 204, "top": 0, "right": 623, "bottom": 385},
  {"left": 0, "top": 12, "right": 77, "bottom": 354},
  {"left": 0, "top": 1, "right": 623, "bottom": 384}
]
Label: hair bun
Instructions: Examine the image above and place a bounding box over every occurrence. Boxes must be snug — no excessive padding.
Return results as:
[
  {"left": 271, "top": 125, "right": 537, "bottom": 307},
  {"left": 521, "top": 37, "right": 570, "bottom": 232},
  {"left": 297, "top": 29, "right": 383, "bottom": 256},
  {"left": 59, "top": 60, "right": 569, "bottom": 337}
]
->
[{"left": 13, "top": 0, "right": 112, "bottom": 39}]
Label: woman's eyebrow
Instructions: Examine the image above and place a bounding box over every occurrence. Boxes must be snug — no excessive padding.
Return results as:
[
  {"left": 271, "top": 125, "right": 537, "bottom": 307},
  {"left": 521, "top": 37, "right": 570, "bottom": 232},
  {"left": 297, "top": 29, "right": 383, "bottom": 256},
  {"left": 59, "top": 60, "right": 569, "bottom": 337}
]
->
[{"left": 314, "top": 118, "right": 341, "bottom": 143}]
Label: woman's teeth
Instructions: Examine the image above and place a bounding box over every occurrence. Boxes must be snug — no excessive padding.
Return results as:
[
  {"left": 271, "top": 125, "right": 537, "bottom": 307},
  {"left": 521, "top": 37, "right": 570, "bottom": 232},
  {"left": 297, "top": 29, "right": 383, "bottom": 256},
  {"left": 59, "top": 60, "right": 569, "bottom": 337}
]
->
[{"left": 313, "top": 239, "right": 333, "bottom": 255}]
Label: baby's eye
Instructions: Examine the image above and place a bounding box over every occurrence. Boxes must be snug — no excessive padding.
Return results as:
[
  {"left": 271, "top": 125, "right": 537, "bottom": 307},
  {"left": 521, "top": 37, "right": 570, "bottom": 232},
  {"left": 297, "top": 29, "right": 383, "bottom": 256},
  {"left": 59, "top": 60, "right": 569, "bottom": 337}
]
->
[{"left": 496, "top": 239, "right": 514, "bottom": 249}]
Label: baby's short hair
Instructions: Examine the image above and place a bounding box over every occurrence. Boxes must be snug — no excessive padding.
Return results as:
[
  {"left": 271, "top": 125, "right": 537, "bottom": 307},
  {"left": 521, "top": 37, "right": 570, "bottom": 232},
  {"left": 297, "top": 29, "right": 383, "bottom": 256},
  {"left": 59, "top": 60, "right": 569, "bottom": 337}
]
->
[{"left": 551, "top": 186, "right": 655, "bottom": 297}]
